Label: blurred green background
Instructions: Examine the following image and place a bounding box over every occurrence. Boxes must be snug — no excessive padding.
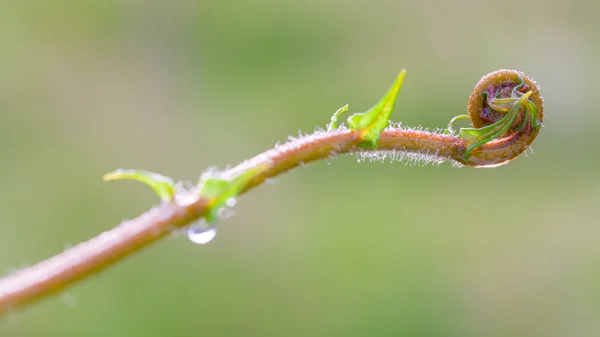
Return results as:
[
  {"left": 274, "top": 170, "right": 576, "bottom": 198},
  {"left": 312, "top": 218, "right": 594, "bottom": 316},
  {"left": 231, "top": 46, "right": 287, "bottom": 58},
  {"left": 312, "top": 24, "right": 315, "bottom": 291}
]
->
[{"left": 1, "top": 0, "right": 599, "bottom": 336}]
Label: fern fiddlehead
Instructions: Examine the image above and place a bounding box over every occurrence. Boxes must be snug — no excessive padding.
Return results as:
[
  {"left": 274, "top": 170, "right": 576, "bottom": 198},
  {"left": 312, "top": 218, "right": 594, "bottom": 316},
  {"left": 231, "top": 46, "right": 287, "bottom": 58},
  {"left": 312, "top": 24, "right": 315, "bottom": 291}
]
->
[
  {"left": 0, "top": 69, "right": 544, "bottom": 315},
  {"left": 457, "top": 69, "right": 544, "bottom": 167}
]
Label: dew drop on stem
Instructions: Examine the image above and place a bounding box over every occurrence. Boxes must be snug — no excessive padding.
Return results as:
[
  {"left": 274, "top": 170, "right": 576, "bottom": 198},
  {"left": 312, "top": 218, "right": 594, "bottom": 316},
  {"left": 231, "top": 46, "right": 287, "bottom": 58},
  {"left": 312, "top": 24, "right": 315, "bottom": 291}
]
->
[
  {"left": 186, "top": 196, "right": 238, "bottom": 244},
  {"left": 187, "top": 220, "right": 217, "bottom": 245},
  {"left": 226, "top": 198, "right": 237, "bottom": 207}
]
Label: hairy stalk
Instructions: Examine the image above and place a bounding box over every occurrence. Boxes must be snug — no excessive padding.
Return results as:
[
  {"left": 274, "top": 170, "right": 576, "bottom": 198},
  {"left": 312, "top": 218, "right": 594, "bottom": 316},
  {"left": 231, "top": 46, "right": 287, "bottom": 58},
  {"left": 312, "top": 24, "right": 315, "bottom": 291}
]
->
[{"left": 0, "top": 69, "right": 544, "bottom": 316}]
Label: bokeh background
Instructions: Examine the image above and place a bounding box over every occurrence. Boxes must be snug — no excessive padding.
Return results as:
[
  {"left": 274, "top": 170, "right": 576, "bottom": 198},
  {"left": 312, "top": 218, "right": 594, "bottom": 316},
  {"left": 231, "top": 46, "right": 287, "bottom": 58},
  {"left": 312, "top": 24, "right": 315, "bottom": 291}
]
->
[{"left": 1, "top": 1, "right": 599, "bottom": 336}]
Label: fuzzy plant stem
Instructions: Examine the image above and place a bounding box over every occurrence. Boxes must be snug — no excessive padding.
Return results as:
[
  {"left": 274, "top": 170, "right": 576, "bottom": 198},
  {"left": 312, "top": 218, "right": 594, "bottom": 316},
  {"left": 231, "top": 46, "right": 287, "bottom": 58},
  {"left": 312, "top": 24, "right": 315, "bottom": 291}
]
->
[{"left": 0, "top": 69, "right": 544, "bottom": 316}]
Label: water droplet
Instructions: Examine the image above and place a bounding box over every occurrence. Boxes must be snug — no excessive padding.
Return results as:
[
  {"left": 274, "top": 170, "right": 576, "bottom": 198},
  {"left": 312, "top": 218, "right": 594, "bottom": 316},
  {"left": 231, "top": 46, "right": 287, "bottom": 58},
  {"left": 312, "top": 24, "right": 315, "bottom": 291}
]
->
[
  {"left": 187, "top": 226, "right": 217, "bottom": 244},
  {"left": 265, "top": 178, "right": 278, "bottom": 184},
  {"left": 217, "top": 205, "right": 235, "bottom": 219},
  {"left": 226, "top": 197, "right": 237, "bottom": 207},
  {"left": 60, "top": 292, "right": 77, "bottom": 307}
]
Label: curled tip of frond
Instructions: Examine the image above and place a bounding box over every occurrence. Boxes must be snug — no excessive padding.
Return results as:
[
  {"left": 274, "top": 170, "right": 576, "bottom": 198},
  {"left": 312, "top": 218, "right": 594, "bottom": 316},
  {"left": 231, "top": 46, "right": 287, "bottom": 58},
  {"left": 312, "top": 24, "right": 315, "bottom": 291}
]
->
[{"left": 453, "top": 69, "right": 544, "bottom": 167}]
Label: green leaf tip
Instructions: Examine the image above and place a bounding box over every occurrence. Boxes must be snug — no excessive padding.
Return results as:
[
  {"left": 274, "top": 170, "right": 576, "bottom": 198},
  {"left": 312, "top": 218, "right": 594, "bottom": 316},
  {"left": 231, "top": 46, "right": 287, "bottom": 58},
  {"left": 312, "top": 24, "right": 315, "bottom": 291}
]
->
[
  {"left": 447, "top": 115, "right": 471, "bottom": 134},
  {"left": 103, "top": 169, "right": 175, "bottom": 202},
  {"left": 458, "top": 91, "right": 533, "bottom": 160},
  {"left": 327, "top": 104, "right": 349, "bottom": 131},
  {"left": 198, "top": 163, "right": 270, "bottom": 223},
  {"left": 347, "top": 69, "right": 406, "bottom": 149}
]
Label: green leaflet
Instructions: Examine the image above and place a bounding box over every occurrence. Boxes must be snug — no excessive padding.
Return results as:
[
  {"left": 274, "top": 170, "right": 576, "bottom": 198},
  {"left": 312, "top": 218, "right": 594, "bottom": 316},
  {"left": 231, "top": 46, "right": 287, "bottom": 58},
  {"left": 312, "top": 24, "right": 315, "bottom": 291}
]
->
[
  {"left": 489, "top": 97, "right": 519, "bottom": 112},
  {"left": 459, "top": 91, "right": 533, "bottom": 160},
  {"left": 103, "top": 164, "right": 268, "bottom": 222},
  {"left": 103, "top": 169, "right": 175, "bottom": 202},
  {"left": 447, "top": 114, "right": 471, "bottom": 134},
  {"left": 347, "top": 70, "right": 406, "bottom": 149},
  {"left": 327, "top": 104, "right": 349, "bottom": 131},
  {"left": 197, "top": 164, "right": 269, "bottom": 223},
  {"left": 528, "top": 100, "right": 542, "bottom": 130}
]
